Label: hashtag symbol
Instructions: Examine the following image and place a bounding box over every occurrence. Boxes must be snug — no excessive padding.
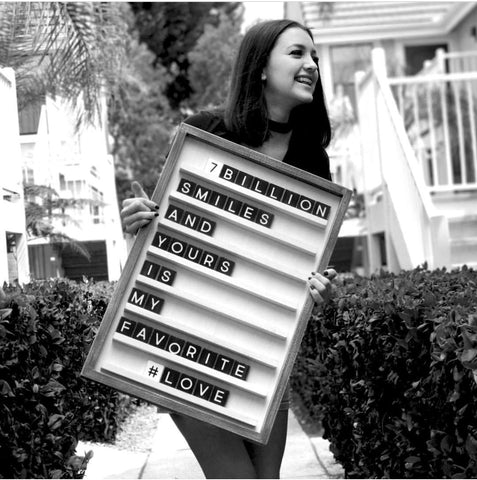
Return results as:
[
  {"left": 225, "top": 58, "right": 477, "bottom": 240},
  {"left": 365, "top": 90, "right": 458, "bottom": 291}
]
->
[{"left": 148, "top": 365, "right": 159, "bottom": 377}]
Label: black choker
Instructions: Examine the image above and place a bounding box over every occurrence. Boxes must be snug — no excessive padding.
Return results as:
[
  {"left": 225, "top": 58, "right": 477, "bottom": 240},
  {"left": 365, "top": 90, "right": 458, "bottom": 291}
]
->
[{"left": 268, "top": 119, "right": 293, "bottom": 133}]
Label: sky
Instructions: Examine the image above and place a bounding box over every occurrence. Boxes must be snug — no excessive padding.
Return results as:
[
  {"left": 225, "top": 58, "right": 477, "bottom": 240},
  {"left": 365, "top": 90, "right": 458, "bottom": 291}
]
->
[{"left": 241, "top": 1, "right": 285, "bottom": 32}]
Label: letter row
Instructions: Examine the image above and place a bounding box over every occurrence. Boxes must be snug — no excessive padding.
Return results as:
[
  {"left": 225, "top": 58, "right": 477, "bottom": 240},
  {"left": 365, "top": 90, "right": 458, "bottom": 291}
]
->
[
  {"left": 219, "top": 164, "right": 331, "bottom": 220},
  {"left": 160, "top": 366, "right": 229, "bottom": 406},
  {"left": 117, "top": 317, "right": 250, "bottom": 380},
  {"left": 128, "top": 287, "right": 164, "bottom": 314},
  {"left": 140, "top": 260, "right": 176, "bottom": 285},
  {"left": 152, "top": 230, "right": 235, "bottom": 276},
  {"left": 165, "top": 204, "right": 216, "bottom": 236},
  {"left": 177, "top": 178, "right": 273, "bottom": 228}
]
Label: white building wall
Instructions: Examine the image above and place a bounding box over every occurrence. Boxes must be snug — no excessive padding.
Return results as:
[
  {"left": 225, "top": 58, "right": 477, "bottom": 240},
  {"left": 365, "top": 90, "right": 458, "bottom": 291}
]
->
[
  {"left": 20, "top": 94, "right": 127, "bottom": 281},
  {"left": 0, "top": 68, "right": 30, "bottom": 285},
  {"left": 450, "top": 5, "right": 477, "bottom": 54}
]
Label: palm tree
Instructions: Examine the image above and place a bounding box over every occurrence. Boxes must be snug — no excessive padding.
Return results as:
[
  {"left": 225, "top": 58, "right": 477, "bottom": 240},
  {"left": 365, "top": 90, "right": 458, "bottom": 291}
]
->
[{"left": 0, "top": 1, "right": 127, "bottom": 125}]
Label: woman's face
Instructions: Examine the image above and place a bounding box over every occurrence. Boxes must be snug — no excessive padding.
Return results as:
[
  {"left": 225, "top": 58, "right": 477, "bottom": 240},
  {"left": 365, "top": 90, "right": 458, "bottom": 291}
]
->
[{"left": 262, "top": 27, "right": 319, "bottom": 118}]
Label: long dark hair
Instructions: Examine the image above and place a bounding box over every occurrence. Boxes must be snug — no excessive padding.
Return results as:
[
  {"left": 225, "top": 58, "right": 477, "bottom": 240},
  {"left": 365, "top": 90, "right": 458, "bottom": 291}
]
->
[{"left": 224, "top": 19, "right": 331, "bottom": 149}]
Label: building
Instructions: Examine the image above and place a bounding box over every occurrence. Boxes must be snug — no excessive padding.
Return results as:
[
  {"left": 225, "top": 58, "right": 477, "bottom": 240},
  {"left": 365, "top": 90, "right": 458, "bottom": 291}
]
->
[
  {"left": 19, "top": 94, "right": 127, "bottom": 282},
  {"left": 286, "top": 1, "right": 477, "bottom": 274},
  {"left": 0, "top": 68, "right": 29, "bottom": 286}
]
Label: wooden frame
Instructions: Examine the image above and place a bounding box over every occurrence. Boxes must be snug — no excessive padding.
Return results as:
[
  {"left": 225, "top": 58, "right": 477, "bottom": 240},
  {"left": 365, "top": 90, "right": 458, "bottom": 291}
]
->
[{"left": 82, "top": 124, "right": 352, "bottom": 444}]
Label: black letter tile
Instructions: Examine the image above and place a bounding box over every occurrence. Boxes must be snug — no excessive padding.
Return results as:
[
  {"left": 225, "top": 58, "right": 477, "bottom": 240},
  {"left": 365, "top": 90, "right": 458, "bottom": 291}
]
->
[
  {"left": 133, "top": 323, "right": 153, "bottom": 343},
  {"left": 198, "top": 349, "right": 218, "bottom": 369},
  {"left": 193, "top": 379, "right": 214, "bottom": 401},
  {"left": 177, "top": 374, "right": 197, "bottom": 394},
  {"left": 231, "top": 361, "right": 250, "bottom": 380},
  {"left": 219, "top": 165, "right": 239, "bottom": 183},
  {"left": 141, "top": 260, "right": 161, "bottom": 280},
  {"left": 177, "top": 179, "right": 196, "bottom": 197},
  {"left": 128, "top": 288, "right": 148, "bottom": 308},
  {"left": 157, "top": 267, "right": 176, "bottom": 285},
  {"left": 200, "top": 251, "right": 219, "bottom": 270},
  {"left": 211, "top": 386, "right": 229, "bottom": 406},
  {"left": 214, "top": 354, "right": 234, "bottom": 374},
  {"left": 198, "top": 218, "right": 216, "bottom": 236},
  {"left": 160, "top": 367, "right": 180, "bottom": 388},
  {"left": 251, "top": 177, "right": 269, "bottom": 195},
  {"left": 152, "top": 232, "right": 171, "bottom": 251},
  {"left": 266, "top": 184, "right": 285, "bottom": 201},
  {"left": 166, "top": 336, "right": 186, "bottom": 356},
  {"left": 146, "top": 294, "right": 164, "bottom": 314},
  {"left": 216, "top": 257, "right": 235, "bottom": 276},
  {"left": 165, "top": 204, "right": 184, "bottom": 224},
  {"left": 168, "top": 239, "right": 187, "bottom": 257},
  {"left": 116, "top": 317, "right": 137, "bottom": 337},
  {"left": 225, "top": 198, "right": 243, "bottom": 215},
  {"left": 149, "top": 329, "right": 170, "bottom": 349},
  {"left": 297, "top": 195, "right": 315, "bottom": 213},
  {"left": 235, "top": 171, "right": 254, "bottom": 189},
  {"left": 182, "top": 342, "right": 202, "bottom": 362},
  {"left": 208, "top": 191, "right": 228, "bottom": 209}
]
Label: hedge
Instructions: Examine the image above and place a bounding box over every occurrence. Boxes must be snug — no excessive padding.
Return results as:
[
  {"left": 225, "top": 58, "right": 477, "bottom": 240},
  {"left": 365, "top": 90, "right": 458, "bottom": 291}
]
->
[
  {"left": 0, "top": 279, "right": 135, "bottom": 479},
  {"left": 291, "top": 265, "right": 477, "bottom": 478}
]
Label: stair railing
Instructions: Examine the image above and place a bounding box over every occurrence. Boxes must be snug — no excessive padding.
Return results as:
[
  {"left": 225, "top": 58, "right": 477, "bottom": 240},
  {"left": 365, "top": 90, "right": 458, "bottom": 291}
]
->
[{"left": 355, "top": 49, "right": 451, "bottom": 272}]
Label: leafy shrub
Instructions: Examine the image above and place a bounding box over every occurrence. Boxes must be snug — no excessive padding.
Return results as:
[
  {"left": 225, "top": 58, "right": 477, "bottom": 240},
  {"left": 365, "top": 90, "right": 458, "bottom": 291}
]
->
[
  {"left": 0, "top": 279, "right": 135, "bottom": 479},
  {"left": 292, "top": 266, "right": 477, "bottom": 478}
]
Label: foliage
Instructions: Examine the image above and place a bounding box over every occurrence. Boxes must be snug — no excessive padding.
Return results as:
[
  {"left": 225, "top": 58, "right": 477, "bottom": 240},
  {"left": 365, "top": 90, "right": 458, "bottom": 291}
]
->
[
  {"left": 188, "top": 12, "right": 243, "bottom": 110},
  {"left": 129, "top": 2, "right": 242, "bottom": 110},
  {"left": 292, "top": 265, "right": 477, "bottom": 478},
  {"left": 0, "top": 279, "right": 134, "bottom": 479},
  {"left": 0, "top": 2, "right": 127, "bottom": 126},
  {"left": 107, "top": 5, "right": 172, "bottom": 205}
]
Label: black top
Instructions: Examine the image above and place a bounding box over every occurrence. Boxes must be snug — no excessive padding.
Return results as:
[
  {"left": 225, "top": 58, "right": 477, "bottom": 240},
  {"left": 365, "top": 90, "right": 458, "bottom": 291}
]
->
[{"left": 184, "top": 110, "right": 332, "bottom": 181}]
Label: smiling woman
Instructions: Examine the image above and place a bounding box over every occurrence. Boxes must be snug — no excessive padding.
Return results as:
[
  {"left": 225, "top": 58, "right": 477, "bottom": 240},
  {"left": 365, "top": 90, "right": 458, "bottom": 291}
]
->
[{"left": 120, "top": 19, "right": 335, "bottom": 479}]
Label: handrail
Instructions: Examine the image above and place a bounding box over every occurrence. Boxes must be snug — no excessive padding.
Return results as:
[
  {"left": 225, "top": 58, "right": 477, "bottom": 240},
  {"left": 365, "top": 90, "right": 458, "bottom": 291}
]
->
[{"left": 389, "top": 71, "right": 477, "bottom": 85}]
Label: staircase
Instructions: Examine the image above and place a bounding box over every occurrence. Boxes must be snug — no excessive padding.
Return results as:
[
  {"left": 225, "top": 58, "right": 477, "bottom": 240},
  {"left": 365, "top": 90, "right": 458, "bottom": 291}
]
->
[{"left": 354, "top": 48, "right": 477, "bottom": 273}]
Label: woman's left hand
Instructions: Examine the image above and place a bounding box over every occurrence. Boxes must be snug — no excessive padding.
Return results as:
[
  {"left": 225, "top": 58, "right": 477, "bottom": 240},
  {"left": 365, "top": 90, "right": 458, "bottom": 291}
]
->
[{"left": 307, "top": 269, "right": 337, "bottom": 305}]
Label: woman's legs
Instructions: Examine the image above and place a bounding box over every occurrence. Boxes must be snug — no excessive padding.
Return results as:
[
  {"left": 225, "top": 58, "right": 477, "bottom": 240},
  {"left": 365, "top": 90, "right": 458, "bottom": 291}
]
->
[
  {"left": 170, "top": 409, "right": 289, "bottom": 479},
  {"left": 244, "top": 409, "right": 289, "bottom": 479},
  {"left": 170, "top": 413, "right": 258, "bottom": 479}
]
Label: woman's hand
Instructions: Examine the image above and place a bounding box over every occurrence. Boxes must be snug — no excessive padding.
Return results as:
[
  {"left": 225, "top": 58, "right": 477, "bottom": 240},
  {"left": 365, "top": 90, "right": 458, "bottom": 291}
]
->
[
  {"left": 120, "top": 181, "right": 160, "bottom": 234},
  {"left": 307, "top": 269, "right": 337, "bottom": 305}
]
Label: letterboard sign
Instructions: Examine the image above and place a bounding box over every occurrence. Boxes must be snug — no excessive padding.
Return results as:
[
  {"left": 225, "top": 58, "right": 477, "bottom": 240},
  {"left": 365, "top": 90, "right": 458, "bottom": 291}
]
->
[{"left": 81, "top": 124, "right": 352, "bottom": 444}]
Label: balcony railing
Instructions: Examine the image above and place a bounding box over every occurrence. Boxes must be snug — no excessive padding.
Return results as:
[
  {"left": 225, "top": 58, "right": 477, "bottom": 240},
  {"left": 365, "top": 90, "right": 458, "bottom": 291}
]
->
[{"left": 389, "top": 69, "right": 477, "bottom": 192}]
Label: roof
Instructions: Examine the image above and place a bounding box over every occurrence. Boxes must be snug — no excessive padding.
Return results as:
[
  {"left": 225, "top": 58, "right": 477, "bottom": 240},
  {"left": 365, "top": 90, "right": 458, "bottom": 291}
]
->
[{"left": 293, "top": 1, "right": 477, "bottom": 44}]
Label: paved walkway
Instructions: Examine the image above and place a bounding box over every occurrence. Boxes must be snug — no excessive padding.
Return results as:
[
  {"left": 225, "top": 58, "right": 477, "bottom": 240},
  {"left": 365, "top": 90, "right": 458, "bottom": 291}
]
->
[{"left": 79, "top": 411, "right": 344, "bottom": 479}]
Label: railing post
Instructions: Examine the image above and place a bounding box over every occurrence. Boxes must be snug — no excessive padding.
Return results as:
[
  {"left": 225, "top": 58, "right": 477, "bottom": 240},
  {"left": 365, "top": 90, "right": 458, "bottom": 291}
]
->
[{"left": 436, "top": 48, "right": 446, "bottom": 73}]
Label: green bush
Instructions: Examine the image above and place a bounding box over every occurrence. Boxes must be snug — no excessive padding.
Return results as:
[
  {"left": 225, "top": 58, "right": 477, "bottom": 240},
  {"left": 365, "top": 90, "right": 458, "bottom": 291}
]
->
[
  {"left": 292, "top": 265, "right": 477, "bottom": 478},
  {"left": 0, "top": 278, "right": 134, "bottom": 479}
]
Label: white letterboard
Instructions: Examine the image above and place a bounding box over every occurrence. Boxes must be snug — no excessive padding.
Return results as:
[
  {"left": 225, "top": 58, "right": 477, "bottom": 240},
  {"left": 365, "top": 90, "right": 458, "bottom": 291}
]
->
[{"left": 82, "top": 124, "right": 352, "bottom": 443}]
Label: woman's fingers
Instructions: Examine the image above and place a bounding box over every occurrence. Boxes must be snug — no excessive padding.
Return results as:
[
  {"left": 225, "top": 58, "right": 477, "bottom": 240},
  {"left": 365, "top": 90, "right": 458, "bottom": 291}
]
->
[
  {"left": 126, "top": 216, "right": 157, "bottom": 235},
  {"left": 323, "top": 268, "right": 337, "bottom": 281},
  {"left": 123, "top": 210, "right": 158, "bottom": 234},
  {"left": 131, "top": 180, "right": 149, "bottom": 199},
  {"left": 120, "top": 183, "right": 159, "bottom": 234},
  {"left": 307, "top": 269, "right": 336, "bottom": 304}
]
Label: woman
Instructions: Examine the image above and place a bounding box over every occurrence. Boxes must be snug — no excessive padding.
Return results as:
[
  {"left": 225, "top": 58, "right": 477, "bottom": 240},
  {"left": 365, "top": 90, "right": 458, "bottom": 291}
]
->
[{"left": 121, "top": 19, "right": 336, "bottom": 479}]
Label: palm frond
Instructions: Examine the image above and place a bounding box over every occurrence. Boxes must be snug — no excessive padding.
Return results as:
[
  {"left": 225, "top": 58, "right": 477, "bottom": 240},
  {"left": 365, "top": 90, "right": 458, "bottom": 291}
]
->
[{"left": 0, "top": 2, "right": 127, "bottom": 125}]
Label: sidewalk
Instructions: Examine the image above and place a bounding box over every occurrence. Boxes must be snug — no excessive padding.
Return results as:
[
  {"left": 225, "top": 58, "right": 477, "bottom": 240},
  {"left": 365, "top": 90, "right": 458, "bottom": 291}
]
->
[{"left": 79, "top": 410, "right": 344, "bottom": 479}]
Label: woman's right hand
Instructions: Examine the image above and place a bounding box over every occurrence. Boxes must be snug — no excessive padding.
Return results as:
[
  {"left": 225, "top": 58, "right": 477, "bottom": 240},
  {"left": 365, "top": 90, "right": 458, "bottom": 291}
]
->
[{"left": 120, "top": 181, "right": 160, "bottom": 234}]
